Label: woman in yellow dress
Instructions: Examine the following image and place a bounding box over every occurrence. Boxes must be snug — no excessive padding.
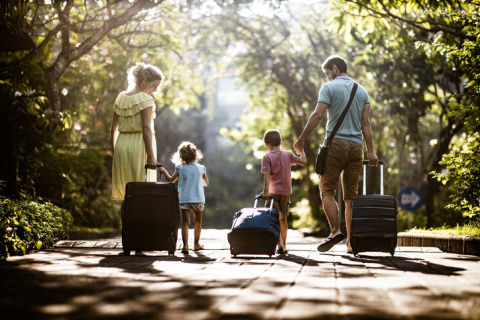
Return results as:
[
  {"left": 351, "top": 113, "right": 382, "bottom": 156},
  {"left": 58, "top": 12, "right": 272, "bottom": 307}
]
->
[{"left": 110, "top": 62, "right": 164, "bottom": 203}]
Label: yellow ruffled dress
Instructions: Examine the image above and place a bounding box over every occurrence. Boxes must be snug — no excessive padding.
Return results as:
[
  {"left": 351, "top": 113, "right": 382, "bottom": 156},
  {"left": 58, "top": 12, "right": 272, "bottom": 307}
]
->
[{"left": 111, "top": 92, "right": 157, "bottom": 200}]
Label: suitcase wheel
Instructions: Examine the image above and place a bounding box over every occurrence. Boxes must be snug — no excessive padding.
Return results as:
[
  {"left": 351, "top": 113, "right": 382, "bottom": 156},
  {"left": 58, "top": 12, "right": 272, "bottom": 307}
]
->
[{"left": 123, "top": 250, "right": 131, "bottom": 256}]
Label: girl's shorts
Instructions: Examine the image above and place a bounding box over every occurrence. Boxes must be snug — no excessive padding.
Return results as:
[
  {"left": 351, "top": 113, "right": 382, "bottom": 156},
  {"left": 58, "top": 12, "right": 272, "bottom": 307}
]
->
[{"left": 179, "top": 203, "right": 205, "bottom": 212}]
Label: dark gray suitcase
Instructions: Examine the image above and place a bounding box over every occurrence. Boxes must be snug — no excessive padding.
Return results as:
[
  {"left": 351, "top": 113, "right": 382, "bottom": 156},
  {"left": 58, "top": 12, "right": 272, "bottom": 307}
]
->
[
  {"left": 228, "top": 195, "right": 280, "bottom": 257},
  {"left": 122, "top": 165, "right": 180, "bottom": 256},
  {"left": 350, "top": 160, "right": 398, "bottom": 256}
]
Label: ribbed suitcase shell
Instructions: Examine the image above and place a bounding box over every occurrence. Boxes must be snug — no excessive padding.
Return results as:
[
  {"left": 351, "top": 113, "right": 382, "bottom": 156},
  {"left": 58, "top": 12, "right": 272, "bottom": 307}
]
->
[
  {"left": 122, "top": 179, "right": 180, "bottom": 256},
  {"left": 350, "top": 161, "right": 398, "bottom": 256},
  {"left": 228, "top": 197, "right": 280, "bottom": 257}
]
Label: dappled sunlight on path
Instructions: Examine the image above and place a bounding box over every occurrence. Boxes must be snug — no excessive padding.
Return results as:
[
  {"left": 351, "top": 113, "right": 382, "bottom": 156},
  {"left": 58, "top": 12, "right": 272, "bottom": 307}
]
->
[{"left": 1, "top": 230, "right": 480, "bottom": 319}]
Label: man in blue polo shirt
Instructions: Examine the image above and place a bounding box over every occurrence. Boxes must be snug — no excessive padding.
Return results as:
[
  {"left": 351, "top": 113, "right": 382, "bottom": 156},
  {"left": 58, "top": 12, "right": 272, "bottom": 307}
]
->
[{"left": 294, "top": 55, "right": 378, "bottom": 253}]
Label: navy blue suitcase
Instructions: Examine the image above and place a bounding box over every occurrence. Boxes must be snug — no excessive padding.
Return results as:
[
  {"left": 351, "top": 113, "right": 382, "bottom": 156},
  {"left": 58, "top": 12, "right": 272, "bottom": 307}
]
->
[
  {"left": 122, "top": 165, "right": 180, "bottom": 256},
  {"left": 228, "top": 195, "right": 280, "bottom": 257},
  {"left": 350, "top": 160, "right": 398, "bottom": 256}
]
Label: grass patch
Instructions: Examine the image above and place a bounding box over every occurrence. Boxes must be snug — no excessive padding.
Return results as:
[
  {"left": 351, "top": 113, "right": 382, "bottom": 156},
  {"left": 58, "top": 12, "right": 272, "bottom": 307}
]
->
[
  {"left": 406, "top": 221, "right": 480, "bottom": 236},
  {"left": 70, "top": 226, "right": 119, "bottom": 231}
]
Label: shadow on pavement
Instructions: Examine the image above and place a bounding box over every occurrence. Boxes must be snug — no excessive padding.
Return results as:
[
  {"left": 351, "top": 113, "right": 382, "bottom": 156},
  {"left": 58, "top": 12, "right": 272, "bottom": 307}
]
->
[
  {"left": 1, "top": 247, "right": 477, "bottom": 320},
  {"left": 342, "top": 254, "right": 465, "bottom": 275},
  {"left": 1, "top": 262, "right": 170, "bottom": 319}
]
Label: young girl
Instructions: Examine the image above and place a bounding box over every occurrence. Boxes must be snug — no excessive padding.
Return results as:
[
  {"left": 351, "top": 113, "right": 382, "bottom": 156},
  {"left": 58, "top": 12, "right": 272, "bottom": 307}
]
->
[{"left": 160, "top": 141, "right": 209, "bottom": 254}]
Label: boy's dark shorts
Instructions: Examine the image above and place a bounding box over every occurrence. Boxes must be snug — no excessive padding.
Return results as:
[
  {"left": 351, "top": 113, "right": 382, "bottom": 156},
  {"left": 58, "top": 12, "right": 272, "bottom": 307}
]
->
[
  {"left": 266, "top": 194, "right": 290, "bottom": 219},
  {"left": 319, "top": 138, "right": 364, "bottom": 200}
]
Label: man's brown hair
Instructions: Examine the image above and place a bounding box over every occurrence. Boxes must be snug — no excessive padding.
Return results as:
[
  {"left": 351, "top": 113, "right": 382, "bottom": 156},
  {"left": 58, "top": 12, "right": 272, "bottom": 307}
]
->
[
  {"left": 322, "top": 55, "right": 347, "bottom": 73},
  {"left": 264, "top": 129, "right": 282, "bottom": 147}
]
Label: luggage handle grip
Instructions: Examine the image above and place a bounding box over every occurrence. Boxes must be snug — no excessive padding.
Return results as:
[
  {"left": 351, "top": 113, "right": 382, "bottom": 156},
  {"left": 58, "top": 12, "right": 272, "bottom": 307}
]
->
[
  {"left": 363, "top": 160, "right": 383, "bottom": 165},
  {"left": 254, "top": 195, "right": 275, "bottom": 211},
  {"left": 362, "top": 160, "right": 383, "bottom": 195},
  {"left": 144, "top": 163, "right": 163, "bottom": 182}
]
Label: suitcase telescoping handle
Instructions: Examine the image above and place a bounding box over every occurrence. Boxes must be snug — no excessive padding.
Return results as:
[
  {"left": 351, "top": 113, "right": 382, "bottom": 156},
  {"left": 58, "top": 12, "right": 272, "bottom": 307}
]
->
[
  {"left": 144, "top": 163, "right": 163, "bottom": 182},
  {"left": 362, "top": 160, "right": 384, "bottom": 196},
  {"left": 254, "top": 194, "right": 275, "bottom": 211}
]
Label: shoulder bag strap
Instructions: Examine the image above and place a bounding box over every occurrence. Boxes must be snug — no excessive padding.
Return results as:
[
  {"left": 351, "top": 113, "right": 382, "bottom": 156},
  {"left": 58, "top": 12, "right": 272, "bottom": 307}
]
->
[{"left": 325, "top": 82, "right": 358, "bottom": 147}]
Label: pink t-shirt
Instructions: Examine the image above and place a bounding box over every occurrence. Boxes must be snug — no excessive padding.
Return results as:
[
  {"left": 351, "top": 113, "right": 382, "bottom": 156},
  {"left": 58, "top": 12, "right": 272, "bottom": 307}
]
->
[{"left": 262, "top": 150, "right": 302, "bottom": 196}]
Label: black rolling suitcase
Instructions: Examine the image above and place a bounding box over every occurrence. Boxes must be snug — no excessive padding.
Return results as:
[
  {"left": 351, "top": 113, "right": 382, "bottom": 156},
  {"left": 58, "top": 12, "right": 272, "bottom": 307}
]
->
[
  {"left": 228, "top": 195, "right": 280, "bottom": 257},
  {"left": 122, "top": 164, "right": 180, "bottom": 256},
  {"left": 350, "top": 160, "right": 398, "bottom": 256}
]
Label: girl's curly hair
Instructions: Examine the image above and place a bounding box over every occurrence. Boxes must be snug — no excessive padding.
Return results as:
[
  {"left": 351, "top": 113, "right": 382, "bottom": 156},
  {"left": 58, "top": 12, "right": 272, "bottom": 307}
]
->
[{"left": 171, "top": 141, "right": 204, "bottom": 166}]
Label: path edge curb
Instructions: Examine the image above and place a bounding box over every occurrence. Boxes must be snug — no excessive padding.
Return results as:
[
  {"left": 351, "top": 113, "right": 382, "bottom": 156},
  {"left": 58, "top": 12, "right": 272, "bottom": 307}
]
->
[{"left": 398, "top": 232, "right": 480, "bottom": 256}]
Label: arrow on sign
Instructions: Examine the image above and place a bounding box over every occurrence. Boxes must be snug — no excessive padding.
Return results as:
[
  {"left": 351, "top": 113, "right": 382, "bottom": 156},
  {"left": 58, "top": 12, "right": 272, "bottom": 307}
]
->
[{"left": 401, "top": 191, "right": 421, "bottom": 208}]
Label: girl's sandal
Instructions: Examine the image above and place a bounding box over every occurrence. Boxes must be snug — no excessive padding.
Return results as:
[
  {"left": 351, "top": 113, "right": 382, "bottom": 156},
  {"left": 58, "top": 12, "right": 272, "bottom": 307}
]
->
[{"left": 181, "top": 249, "right": 189, "bottom": 254}]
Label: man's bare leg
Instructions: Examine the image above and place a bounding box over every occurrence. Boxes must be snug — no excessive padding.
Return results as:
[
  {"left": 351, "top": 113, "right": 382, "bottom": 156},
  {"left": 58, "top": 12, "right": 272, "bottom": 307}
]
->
[
  {"left": 317, "top": 194, "right": 344, "bottom": 252},
  {"left": 322, "top": 195, "right": 341, "bottom": 236}
]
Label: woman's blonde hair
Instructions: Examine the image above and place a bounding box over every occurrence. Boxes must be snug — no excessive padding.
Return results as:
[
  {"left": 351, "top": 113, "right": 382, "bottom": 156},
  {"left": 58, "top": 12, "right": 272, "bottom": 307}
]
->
[
  {"left": 127, "top": 62, "right": 164, "bottom": 91},
  {"left": 171, "top": 141, "right": 204, "bottom": 166}
]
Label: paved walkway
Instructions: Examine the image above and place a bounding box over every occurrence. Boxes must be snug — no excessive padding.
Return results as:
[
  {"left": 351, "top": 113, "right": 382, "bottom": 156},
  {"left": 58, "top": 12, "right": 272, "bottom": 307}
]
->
[{"left": 1, "top": 229, "right": 480, "bottom": 319}]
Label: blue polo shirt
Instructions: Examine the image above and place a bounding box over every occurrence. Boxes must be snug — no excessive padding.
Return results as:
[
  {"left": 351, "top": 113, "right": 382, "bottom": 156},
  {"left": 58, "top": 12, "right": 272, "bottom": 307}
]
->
[{"left": 318, "top": 76, "right": 370, "bottom": 146}]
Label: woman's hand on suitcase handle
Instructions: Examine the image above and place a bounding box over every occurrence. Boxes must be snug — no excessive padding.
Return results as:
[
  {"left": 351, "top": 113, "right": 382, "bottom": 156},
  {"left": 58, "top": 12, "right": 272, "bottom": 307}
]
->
[
  {"left": 145, "top": 155, "right": 158, "bottom": 170},
  {"left": 144, "top": 163, "right": 163, "bottom": 170}
]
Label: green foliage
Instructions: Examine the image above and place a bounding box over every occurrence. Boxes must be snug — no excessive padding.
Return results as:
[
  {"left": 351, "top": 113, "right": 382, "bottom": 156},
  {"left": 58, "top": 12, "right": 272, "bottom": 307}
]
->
[
  {"left": 291, "top": 198, "right": 327, "bottom": 230},
  {"left": 397, "top": 203, "right": 466, "bottom": 232},
  {"left": 0, "top": 194, "right": 73, "bottom": 260},
  {"left": 407, "top": 220, "right": 480, "bottom": 236},
  {"left": 0, "top": 79, "right": 68, "bottom": 198},
  {"left": 434, "top": 134, "right": 480, "bottom": 218},
  {"left": 421, "top": 2, "right": 480, "bottom": 218},
  {"left": 0, "top": 1, "right": 204, "bottom": 229},
  {"left": 331, "top": 0, "right": 477, "bottom": 227}
]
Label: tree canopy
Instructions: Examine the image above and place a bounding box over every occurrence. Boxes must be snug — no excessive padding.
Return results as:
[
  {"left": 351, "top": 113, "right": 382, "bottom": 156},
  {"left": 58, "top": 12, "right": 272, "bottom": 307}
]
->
[
  {"left": 1, "top": 0, "right": 478, "bottom": 231},
  {"left": 326, "top": 0, "right": 479, "bottom": 226}
]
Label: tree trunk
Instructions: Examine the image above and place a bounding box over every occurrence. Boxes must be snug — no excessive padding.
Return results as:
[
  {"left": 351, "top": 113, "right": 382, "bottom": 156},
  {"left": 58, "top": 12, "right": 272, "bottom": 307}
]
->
[
  {"left": 44, "top": 71, "right": 61, "bottom": 119},
  {"left": 424, "top": 173, "right": 439, "bottom": 228}
]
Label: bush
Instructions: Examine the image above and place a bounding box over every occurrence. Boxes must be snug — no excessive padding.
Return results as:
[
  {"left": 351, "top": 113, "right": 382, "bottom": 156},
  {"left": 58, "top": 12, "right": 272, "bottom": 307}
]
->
[{"left": 0, "top": 196, "right": 73, "bottom": 260}]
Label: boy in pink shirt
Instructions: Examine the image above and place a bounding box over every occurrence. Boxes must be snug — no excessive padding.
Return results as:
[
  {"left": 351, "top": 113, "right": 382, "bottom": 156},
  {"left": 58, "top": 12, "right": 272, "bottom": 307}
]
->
[{"left": 261, "top": 129, "right": 307, "bottom": 254}]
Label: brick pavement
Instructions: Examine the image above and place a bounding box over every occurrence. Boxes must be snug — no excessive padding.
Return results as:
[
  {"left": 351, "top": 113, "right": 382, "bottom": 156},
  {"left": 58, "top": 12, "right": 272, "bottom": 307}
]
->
[{"left": 1, "top": 229, "right": 480, "bottom": 320}]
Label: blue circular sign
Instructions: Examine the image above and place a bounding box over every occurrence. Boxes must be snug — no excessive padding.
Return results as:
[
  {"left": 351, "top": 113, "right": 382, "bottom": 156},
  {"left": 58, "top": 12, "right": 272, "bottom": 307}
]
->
[{"left": 398, "top": 186, "right": 423, "bottom": 211}]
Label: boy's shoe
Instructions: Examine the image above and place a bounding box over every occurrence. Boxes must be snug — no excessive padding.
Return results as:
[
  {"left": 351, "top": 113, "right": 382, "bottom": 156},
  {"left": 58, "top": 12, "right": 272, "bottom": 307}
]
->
[
  {"left": 276, "top": 248, "right": 288, "bottom": 255},
  {"left": 317, "top": 234, "right": 344, "bottom": 252}
]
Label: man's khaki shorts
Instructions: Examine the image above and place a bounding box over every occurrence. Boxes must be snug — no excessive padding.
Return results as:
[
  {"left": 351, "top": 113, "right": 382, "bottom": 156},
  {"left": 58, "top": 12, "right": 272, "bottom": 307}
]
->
[
  {"left": 266, "top": 194, "right": 290, "bottom": 219},
  {"left": 319, "top": 138, "right": 364, "bottom": 200}
]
